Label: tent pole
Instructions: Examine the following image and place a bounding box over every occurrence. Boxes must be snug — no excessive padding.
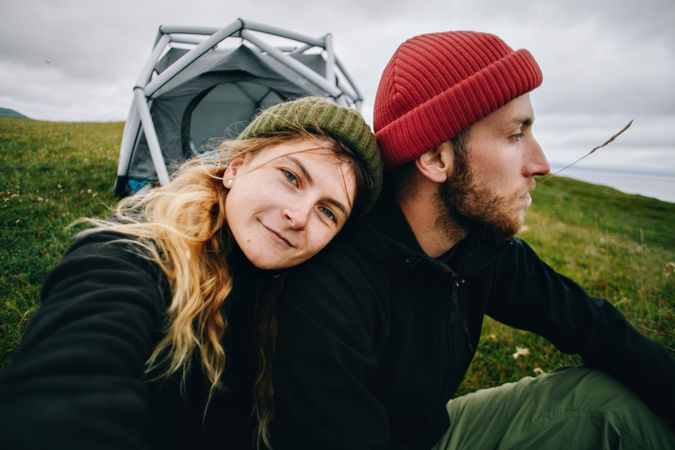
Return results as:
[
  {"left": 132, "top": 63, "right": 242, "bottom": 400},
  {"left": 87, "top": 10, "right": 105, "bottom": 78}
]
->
[
  {"left": 336, "top": 79, "right": 359, "bottom": 106},
  {"left": 160, "top": 22, "right": 323, "bottom": 48},
  {"left": 135, "top": 34, "right": 171, "bottom": 88},
  {"left": 117, "top": 97, "right": 141, "bottom": 177},
  {"left": 324, "top": 33, "right": 336, "bottom": 88},
  {"left": 335, "top": 57, "right": 364, "bottom": 103},
  {"left": 240, "top": 30, "right": 343, "bottom": 98},
  {"left": 289, "top": 43, "right": 314, "bottom": 56},
  {"left": 168, "top": 35, "right": 207, "bottom": 46},
  {"left": 152, "top": 28, "right": 164, "bottom": 48},
  {"left": 114, "top": 32, "right": 172, "bottom": 190},
  {"left": 145, "top": 20, "right": 244, "bottom": 97},
  {"left": 133, "top": 89, "right": 170, "bottom": 185},
  {"left": 159, "top": 25, "right": 220, "bottom": 36},
  {"left": 242, "top": 19, "right": 324, "bottom": 47}
]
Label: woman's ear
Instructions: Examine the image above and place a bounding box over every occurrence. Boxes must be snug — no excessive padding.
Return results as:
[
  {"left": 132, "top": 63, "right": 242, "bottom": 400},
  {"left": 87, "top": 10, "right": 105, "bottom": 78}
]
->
[
  {"left": 414, "top": 142, "right": 454, "bottom": 184},
  {"left": 223, "top": 156, "right": 246, "bottom": 188}
]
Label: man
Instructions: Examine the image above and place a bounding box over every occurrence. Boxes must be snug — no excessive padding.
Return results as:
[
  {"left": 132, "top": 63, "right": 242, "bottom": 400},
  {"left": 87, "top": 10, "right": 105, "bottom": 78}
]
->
[{"left": 270, "top": 31, "right": 675, "bottom": 449}]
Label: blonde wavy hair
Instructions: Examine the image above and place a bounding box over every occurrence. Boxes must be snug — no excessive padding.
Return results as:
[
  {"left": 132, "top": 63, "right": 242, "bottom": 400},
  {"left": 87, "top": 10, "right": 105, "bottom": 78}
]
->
[{"left": 81, "top": 129, "right": 368, "bottom": 448}]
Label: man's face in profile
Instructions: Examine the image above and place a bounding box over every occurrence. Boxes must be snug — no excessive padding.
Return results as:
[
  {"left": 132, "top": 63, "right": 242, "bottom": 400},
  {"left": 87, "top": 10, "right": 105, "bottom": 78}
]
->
[{"left": 437, "top": 94, "right": 551, "bottom": 238}]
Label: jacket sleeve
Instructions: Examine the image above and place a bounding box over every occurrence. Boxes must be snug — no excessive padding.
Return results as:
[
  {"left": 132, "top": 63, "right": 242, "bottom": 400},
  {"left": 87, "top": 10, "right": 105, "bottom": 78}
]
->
[
  {"left": 270, "top": 248, "right": 394, "bottom": 450},
  {"left": 0, "top": 233, "right": 167, "bottom": 450},
  {"left": 486, "top": 238, "right": 675, "bottom": 428}
]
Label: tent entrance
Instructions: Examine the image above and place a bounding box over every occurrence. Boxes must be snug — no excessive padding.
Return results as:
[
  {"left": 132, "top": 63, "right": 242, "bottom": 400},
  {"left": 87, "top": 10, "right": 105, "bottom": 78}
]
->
[{"left": 185, "top": 81, "right": 284, "bottom": 156}]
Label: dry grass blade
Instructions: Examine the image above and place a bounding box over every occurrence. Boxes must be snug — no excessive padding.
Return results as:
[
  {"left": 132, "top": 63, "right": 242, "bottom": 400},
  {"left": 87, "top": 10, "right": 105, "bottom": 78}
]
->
[{"left": 540, "top": 120, "right": 634, "bottom": 181}]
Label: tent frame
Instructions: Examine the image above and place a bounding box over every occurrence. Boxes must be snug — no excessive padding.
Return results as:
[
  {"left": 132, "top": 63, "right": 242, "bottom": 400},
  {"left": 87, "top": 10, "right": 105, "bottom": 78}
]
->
[{"left": 115, "top": 18, "right": 363, "bottom": 194}]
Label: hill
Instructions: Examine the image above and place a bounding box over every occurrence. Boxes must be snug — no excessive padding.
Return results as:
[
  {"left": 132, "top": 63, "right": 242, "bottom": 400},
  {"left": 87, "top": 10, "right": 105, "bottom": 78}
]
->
[
  {"left": 0, "top": 117, "right": 673, "bottom": 392},
  {"left": 0, "top": 108, "right": 29, "bottom": 119}
]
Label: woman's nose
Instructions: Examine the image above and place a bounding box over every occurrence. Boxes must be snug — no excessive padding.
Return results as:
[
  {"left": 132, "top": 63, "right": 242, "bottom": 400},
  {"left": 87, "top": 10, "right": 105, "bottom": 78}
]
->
[{"left": 283, "top": 205, "right": 310, "bottom": 229}]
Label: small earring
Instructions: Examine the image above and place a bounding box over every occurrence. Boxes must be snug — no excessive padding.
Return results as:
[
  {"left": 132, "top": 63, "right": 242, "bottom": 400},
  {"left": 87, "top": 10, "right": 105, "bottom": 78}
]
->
[{"left": 226, "top": 178, "right": 234, "bottom": 187}]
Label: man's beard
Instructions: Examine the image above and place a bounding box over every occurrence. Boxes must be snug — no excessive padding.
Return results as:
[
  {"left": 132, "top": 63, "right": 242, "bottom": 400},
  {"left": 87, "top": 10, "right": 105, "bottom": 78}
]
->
[{"left": 435, "top": 167, "right": 527, "bottom": 239}]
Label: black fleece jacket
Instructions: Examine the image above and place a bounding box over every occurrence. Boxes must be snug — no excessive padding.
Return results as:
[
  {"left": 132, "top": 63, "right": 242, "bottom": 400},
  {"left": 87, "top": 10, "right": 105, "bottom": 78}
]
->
[
  {"left": 270, "top": 193, "right": 675, "bottom": 450},
  {"left": 0, "top": 231, "right": 273, "bottom": 450}
]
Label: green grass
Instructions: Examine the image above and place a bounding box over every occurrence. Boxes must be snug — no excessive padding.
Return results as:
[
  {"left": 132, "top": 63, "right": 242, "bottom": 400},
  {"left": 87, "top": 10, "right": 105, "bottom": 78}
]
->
[
  {"left": 1, "top": 117, "right": 674, "bottom": 394},
  {"left": 0, "top": 118, "right": 122, "bottom": 367}
]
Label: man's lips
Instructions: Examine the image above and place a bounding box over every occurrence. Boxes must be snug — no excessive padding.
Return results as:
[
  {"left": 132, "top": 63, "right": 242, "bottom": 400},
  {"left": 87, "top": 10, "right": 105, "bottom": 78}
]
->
[
  {"left": 520, "top": 181, "right": 536, "bottom": 205},
  {"left": 261, "top": 222, "right": 294, "bottom": 248}
]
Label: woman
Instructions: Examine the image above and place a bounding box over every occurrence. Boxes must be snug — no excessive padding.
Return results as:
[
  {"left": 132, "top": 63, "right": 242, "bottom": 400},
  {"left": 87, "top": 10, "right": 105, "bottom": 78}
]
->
[{"left": 0, "top": 97, "right": 383, "bottom": 450}]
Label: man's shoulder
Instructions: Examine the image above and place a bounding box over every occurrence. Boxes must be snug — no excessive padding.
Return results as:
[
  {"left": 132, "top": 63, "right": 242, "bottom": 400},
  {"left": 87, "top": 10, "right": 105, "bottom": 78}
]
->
[
  {"left": 451, "top": 234, "right": 547, "bottom": 283},
  {"left": 500, "top": 236, "right": 544, "bottom": 263}
]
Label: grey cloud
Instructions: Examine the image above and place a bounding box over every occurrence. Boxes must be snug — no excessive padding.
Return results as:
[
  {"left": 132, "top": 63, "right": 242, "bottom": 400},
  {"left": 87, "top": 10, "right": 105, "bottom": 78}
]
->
[{"left": 1, "top": 0, "right": 674, "bottom": 140}]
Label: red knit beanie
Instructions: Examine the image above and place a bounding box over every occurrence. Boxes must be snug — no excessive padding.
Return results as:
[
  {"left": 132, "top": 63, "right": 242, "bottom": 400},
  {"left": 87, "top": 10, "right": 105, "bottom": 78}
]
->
[{"left": 374, "top": 31, "right": 542, "bottom": 169}]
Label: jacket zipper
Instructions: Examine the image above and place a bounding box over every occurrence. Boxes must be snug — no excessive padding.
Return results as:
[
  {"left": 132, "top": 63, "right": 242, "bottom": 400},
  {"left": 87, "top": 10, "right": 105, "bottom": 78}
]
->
[
  {"left": 459, "top": 278, "right": 475, "bottom": 354},
  {"left": 439, "top": 277, "right": 460, "bottom": 399}
]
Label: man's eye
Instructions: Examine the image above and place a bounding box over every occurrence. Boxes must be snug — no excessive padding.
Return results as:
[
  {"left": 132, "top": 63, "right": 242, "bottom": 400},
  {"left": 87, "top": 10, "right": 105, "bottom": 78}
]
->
[
  {"left": 281, "top": 169, "right": 298, "bottom": 186},
  {"left": 318, "top": 206, "right": 337, "bottom": 224},
  {"left": 511, "top": 133, "right": 524, "bottom": 142}
]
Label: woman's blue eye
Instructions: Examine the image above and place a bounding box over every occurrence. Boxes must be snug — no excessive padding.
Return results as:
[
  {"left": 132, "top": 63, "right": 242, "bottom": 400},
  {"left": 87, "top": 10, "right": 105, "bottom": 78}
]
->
[
  {"left": 281, "top": 169, "right": 298, "bottom": 186},
  {"left": 318, "top": 206, "right": 337, "bottom": 224}
]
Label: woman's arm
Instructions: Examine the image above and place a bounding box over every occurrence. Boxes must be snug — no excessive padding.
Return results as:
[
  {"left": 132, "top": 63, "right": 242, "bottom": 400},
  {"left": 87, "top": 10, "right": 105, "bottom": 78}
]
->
[{"left": 0, "top": 232, "right": 167, "bottom": 450}]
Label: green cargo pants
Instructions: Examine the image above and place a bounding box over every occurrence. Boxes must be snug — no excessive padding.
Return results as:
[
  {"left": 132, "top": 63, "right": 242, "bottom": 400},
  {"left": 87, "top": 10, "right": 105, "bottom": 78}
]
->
[{"left": 431, "top": 367, "right": 674, "bottom": 450}]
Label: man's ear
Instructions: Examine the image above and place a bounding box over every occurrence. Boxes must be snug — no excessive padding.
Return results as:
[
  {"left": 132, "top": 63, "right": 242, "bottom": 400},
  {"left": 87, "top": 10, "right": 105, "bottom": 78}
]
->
[
  {"left": 223, "top": 156, "right": 246, "bottom": 187},
  {"left": 414, "top": 141, "right": 454, "bottom": 184}
]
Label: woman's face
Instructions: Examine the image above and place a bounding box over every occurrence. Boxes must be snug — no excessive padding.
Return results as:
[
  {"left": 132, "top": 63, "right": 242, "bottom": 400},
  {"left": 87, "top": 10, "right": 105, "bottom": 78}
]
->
[{"left": 224, "top": 137, "right": 357, "bottom": 270}]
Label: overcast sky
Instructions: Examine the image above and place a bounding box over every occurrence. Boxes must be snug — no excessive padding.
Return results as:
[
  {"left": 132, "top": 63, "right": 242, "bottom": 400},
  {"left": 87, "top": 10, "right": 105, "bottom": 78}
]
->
[{"left": 2, "top": 0, "right": 674, "bottom": 175}]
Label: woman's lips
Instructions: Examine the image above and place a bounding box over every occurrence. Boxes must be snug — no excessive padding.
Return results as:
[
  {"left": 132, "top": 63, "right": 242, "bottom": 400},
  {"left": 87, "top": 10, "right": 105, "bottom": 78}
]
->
[{"left": 262, "top": 222, "right": 294, "bottom": 248}]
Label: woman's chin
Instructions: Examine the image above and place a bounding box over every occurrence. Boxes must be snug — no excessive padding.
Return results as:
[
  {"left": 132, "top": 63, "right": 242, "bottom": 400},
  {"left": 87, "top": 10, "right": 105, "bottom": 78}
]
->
[
  {"left": 251, "top": 251, "right": 325, "bottom": 271},
  {"left": 244, "top": 250, "right": 298, "bottom": 271}
]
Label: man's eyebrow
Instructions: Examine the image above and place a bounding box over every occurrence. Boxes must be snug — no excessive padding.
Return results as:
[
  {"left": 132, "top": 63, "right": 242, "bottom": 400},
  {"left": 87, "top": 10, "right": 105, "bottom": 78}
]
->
[
  {"left": 498, "top": 117, "right": 533, "bottom": 135},
  {"left": 508, "top": 116, "right": 534, "bottom": 127},
  {"left": 285, "top": 155, "right": 349, "bottom": 218}
]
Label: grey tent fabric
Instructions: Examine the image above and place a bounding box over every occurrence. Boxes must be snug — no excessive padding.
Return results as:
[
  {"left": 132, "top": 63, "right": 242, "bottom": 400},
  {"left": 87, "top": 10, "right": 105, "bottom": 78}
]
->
[{"left": 115, "top": 21, "right": 363, "bottom": 195}]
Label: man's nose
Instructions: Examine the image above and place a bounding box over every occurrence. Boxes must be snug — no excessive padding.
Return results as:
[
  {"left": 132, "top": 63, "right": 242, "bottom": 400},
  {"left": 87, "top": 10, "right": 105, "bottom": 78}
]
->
[{"left": 526, "top": 137, "right": 551, "bottom": 177}]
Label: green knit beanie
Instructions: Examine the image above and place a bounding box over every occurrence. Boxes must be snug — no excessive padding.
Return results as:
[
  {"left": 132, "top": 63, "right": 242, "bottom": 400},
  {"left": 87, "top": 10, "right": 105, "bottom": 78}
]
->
[{"left": 237, "top": 96, "right": 383, "bottom": 217}]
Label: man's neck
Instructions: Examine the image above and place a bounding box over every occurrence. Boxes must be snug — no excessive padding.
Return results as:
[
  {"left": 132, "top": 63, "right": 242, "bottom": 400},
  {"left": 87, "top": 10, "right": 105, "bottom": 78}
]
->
[{"left": 397, "top": 192, "right": 467, "bottom": 258}]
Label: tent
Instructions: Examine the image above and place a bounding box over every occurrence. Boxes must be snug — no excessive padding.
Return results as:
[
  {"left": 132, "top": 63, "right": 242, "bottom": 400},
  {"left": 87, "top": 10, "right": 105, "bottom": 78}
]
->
[{"left": 114, "top": 19, "right": 364, "bottom": 195}]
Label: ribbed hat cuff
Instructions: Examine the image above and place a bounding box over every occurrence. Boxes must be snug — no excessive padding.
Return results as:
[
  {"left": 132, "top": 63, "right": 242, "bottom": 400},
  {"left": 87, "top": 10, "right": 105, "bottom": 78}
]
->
[{"left": 376, "top": 49, "right": 542, "bottom": 169}]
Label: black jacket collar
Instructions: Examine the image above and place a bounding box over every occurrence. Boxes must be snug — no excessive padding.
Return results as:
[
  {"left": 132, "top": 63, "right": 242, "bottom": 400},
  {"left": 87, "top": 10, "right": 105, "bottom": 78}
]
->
[{"left": 348, "top": 190, "right": 512, "bottom": 279}]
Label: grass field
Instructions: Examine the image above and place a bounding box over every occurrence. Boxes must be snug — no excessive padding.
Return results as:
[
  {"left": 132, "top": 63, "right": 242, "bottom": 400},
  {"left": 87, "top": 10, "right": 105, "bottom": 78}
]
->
[{"left": 1, "top": 117, "right": 674, "bottom": 394}]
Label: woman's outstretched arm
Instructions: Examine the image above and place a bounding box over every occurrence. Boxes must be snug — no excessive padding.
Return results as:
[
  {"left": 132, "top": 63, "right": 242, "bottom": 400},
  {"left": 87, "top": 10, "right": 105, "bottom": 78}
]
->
[{"left": 0, "top": 232, "right": 167, "bottom": 450}]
